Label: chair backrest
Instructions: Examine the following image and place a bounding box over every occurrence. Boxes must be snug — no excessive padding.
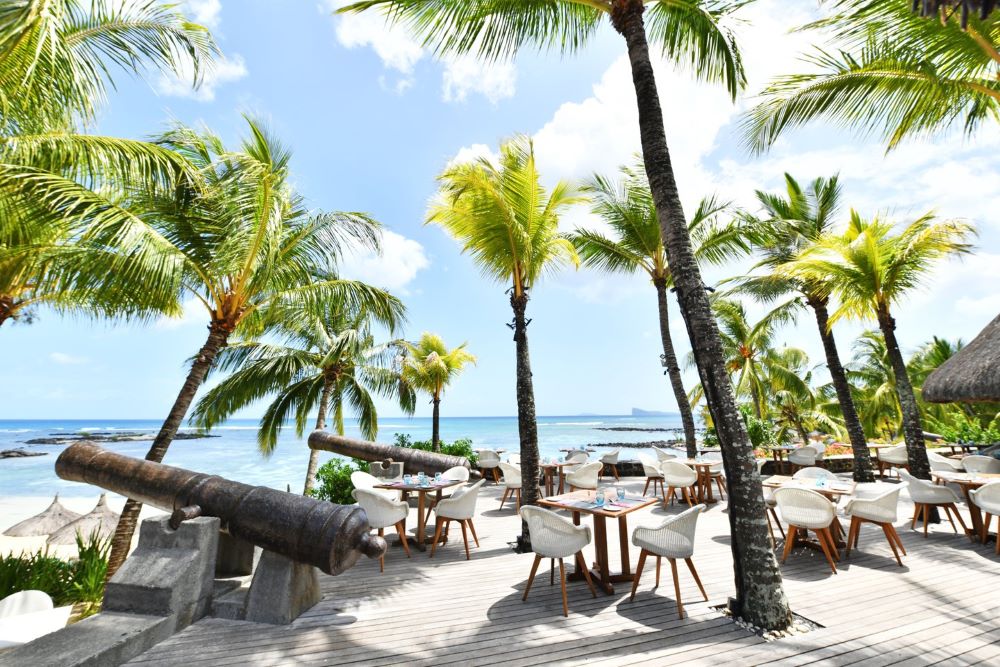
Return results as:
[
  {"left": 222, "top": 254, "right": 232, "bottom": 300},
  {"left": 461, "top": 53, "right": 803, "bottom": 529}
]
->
[
  {"left": 520, "top": 505, "right": 590, "bottom": 558},
  {"left": 788, "top": 446, "right": 818, "bottom": 466},
  {"left": 773, "top": 487, "right": 835, "bottom": 529},
  {"left": 970, "top": 481, "right": 1000, "bottom": 508},
  {"left": 632, "top": 504, "right": 704, "bottom": 558},
  {"left": 353, "top": 489, "right": 406, "bottom": 529},
  {"left": 565, "top": 451, "right": 589, "bottom": 465},
  {"left": 899, "top": 469, "right": 953, "bottom": 504},
  {"left": 846, "top": 484, "right": 904, "bottom": 523},
  {"left": 962, "top": 455, "right": 1000, "bottom": 474},
  {"left": 793, "top": 467, "right": 837, "bottom": 481},
  {"left": 878, "top": 444, "right": 909, "bottom": 464},
  {"left": 443, "top": 466, "right": 470, "bottom": 482},
  {"left": 637, "top": 453, "right": 661, "bottom": 478},
  {"left": 813, "top": 442, "right": 827, "bottom": 459},
  {"left": 652, "top": 446, "right": 677, "bottom": 464},
  {"left": 499, "top": 462, "right": 521, "bottom": 486},
  {"left": 0, "top": 590, "right": 53, "bottom": 619},
  {"left": 476, "top": 449, "right": 501, "bottom": 467},
  {"left": 600, "top": 448, "right": 621, "bottom": 464},
  {"left": 927, "top": 451, "right": 961, "bottom": 472},
  {"left": 566, "top": 461, "right": 602, "bottom": 489},
  {"left": 439, "top": 479, "right": 485, "bottom": 519},
  {"left": 507, "top": 453, "right": 521, "bottom": 466},
  {"left": 660, "top": 460, "right": 697, "bottom": 486},
  {"left": 351, "top": 471, "right": 382, "bottom": 493}
]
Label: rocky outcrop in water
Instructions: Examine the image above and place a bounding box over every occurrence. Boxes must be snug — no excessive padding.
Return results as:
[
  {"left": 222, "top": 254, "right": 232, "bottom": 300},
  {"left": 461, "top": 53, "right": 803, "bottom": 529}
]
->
[
  {"left": 588, "top": 440, "right": 682, "bottom": 449},
  {"left": 23, "top": 431, "right": 218, "bottom": 445},
  {"left": 1, "top": 448, "right": 46, "bottom": 458}
]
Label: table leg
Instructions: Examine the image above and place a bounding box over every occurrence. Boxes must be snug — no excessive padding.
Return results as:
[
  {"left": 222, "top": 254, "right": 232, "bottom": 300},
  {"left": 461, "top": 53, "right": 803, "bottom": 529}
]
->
[
  {"left": 544, "top": 470, "right": 554, "bottom": 497},
  {"left": 416, "top": 491, "right": 426, "bottom": 550},
  {"left": 961, "top": 484, "right": 984, "bottom": 538},
  {"left": 558, "top": 471, "right": 565, "bottom": 495},
  {"left": 704, "top": 470, "right": 716, "bottom": 504},
  {"left": 617, "top": 515, "right": 631, "bottom": 576},
  {"left": 593, "top": 514, "right": 612, "bottom": 594}
]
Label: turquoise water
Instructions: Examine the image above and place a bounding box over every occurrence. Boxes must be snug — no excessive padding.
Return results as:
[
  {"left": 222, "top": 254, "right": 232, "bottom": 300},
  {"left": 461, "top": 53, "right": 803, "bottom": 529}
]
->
[{"left": 0, "top": 415, "right": 684, "bottom": 497}]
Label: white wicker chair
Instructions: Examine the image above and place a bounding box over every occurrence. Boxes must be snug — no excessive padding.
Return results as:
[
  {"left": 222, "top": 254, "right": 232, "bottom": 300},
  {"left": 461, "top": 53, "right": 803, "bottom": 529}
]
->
[
  {"left": 355, "top": 489, "right": 411, "bottom": 572},
  {"left": 759, "top": 459, "right": 784, "bottom": 542},
  {"left": 660, "top": 460, "right": 698, "bottom": 507},
  {"left": 899, "top": 469, "right": 968, "bottom": 537},
  {"left": 707, "top": 461, "right": 726, "bottom": 500},
  {"left": 599, "top": 448, "right": 621, "bottom": 481},
  {"left": 0, "top": 590, "right": 52, "bottom": 619},
  {"left": 774, "top": 487, "right": 839, "bottom": 573},
  {"left": 792, "top": 467, "right": 838, "bottom": 481},
  {"left": 629, "top": 504, "right": 708, "bottom": 619},
  {"left": 844, "top": 484, "right": 906, "bottom": 566},
  {"left": 962, "top": 455, "right": 1000, "bottom": 474},
  {"left": 970, "top": 481, "right": 1000, "bottom": 553},
  {"left": 638, "top": 453, "right": 665, "bottom": 498},
  {"left": 876, "top": 445, "right": 909, "bottom": 478},
  {"left": 498, "top": 462, "right": 522, "bottom": 510},
  {"left": 350, "top": 471, "right": 396, "bottom": 501},
  {"left": 430, "top": 480, "right": 485, "bottom": 560},
  {"left": 476, "top": 449, "right": 502, "bottom": 483},
  {"left": 928, "top": 451, "right": 964, "bottom": 474},
  {"left": 653, "top": 446, "right": 677, "bottom": 465},
  {"left": 519, "top": 506, "right": 596, "bottom": 616},
  {"left": 788, "top": 446, "right": 820, "bottom": 469},
  {"left": 565, "top": 461, "right": 602, "bottom": 491},
  {"left": 563, "top": 451, "right": 589, "bottom": 476},
  {"left": 507, "top": 453, "right": 521, "bottom": 466}
]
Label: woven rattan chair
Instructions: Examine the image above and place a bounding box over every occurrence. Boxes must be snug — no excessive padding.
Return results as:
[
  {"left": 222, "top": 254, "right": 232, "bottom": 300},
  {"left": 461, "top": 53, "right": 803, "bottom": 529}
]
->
[
  {"left": 788, "top": 446, "right": 820, "bottom": 470},
  {"left": 430, "top": 480, "right": 485, "bottom": 560},
  {"left": 519, "top": 506, "right": 596, "bottom": 617},
  {"left": 899, "top": 469, "right": 968, "bottom": 537},
  {"left": 629, "top": 504, "right": 708, "bottom": 619},
  {"left": 652, "top": 446, "right": 677, "bottom": 465},
  {"left": 963, "top": 455, "right": 1000, "bottom": 474},
  {"left": 566, "top": 461, "right": 602, "bottom": 491},
  {"left": 599, "top": 448, "right": 621, "bottom": 481},
  {"left": 498, "top": 462, "right": 522, "bottom": 510},
  {"left": 970, "top": 482, "right": 1000, "bottom": 553},
  {"left": 660, "top": 460, "right": 698, "bottom": 507},
  {"left": 476, "top": 449, "right": 502, "bottom": 483},
  {"left": 876, "top": 445, "right": 909, "bottom": 479},
  {"left": 639, "top": 453, "right": 665, "bottom": 498},
  {"left": 844, "top": 484, "right": 907, "bottom": 567},
  {"left": 355, "top": 488, "right": 411, "bottom": 572},
  {"left": 775, "top": 487, "right": 839, "bottom": 574}
]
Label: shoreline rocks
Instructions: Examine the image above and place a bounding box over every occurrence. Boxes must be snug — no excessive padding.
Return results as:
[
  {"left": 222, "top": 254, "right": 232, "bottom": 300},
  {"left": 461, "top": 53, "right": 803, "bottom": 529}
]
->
[
  {"left": 1, "top": 448, "right": 47, "bottom": 459},
  {"left": 22, "top": 431, "right": 219, "bottom": 446}
]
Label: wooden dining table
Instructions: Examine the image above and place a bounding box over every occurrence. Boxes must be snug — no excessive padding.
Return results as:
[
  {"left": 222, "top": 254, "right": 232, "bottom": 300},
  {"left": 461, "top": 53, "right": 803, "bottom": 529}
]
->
[
  {"left": 538, "top": 461, "right": 576, "bottom": 496},
  {"left": 769, "top": 446, "right": 800, "bottom": 474},
  {"left": 538, "top": 490, "right": 657, "bottom": 595},
  {"left": 374, "top": 478, "right": 464, "bottom": 551},
  {"left": 678, "top": 458, "right": 720, "bottom": 505},
  {"left": 931, "top": 471, "right": 1000, "bottom": 540}
]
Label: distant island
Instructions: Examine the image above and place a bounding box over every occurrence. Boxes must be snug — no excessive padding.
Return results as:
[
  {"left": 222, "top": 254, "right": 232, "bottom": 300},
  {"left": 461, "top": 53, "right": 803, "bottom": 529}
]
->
[{"left": 631, "top": 408, "right": 679, "bottom": 417}]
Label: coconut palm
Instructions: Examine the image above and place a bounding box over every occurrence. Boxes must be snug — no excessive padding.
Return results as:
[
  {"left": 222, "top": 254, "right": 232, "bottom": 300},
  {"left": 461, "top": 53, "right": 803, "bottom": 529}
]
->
[
  {"left": 766, "top": 347, "right": 843, "bottom": 446},
  {"left": 736, "top": 174, "right": 875, "bottom": 481},
  {"left": 191, "top": 297, "right": 413, "bottom": 495},
  {"left": 788, "top": 211, "right": 975, "bottom": 479},
  {"left": 743, "top": 0, "right": 1000, "bottom": 152},
  {"left": 401, "top": 333, "right": 476, "bottom": 452},
  {"left": 569, "top": 162, "right": 748, "bottom": 458},
  {"left": 428, "top": 135, "right": 579, "bottom": 550},
  {"left": 106, "top": 118, "right": 396, "bottom": 578},
  {"left": 847, "top": 331, "right": 902, "bottom": 440},
  {"left": 340, "top": 0, "right": 791, "bottom": 629},
  {"left": 0, "top": 0, "right": 217, "bottom": 326}
]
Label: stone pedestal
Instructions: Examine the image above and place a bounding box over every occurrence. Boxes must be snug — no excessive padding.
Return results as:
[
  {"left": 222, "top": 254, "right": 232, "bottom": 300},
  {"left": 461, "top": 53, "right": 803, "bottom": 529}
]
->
[
  {"left": 215, "top": 531, "right": 255, "bottom": 577},
  {"left": 244, "top": 550, "right": 321, "bottom": 625}
]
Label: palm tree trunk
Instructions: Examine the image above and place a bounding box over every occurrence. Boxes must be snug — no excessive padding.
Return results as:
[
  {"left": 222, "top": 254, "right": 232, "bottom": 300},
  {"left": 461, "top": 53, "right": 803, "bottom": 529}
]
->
[
  {"left": 511, "top": 291, "right": 539, "bottom": 552},
  {"left": 655, "top": 280, "right": 697, "bottom": 458},
  {"left": 432, "top": 395, "right": 441, "bottom": 452},
  {"left": 749, "top": 383, "right": 764, "bottom": 420},
  {"left": 0, "top": 296, "right": 16, "bottom": 326},
  {"left": 612, "top": 0, "right": 791, "bottom": 631},
  {"left": 105, "top": 322, "right": 231, "bottom": 580},
  {"left": 810, "top": 298, "right": 875, "bottom": 482},
  {"left": 877, "top": 306, "right": 931, "bottom": 479},
  {"left": 303, "top": 375, "right": 335, "bottom": 495}
]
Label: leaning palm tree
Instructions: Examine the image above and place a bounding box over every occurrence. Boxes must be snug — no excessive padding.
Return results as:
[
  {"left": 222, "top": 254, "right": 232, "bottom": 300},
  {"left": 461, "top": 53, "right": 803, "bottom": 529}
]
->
[
  {"left": 743, "top": 0, "right": 1000, "bottom": 152},
  {"left": 192, "top": 298, "right": 413, "bottom": 495},
  {"left": 0, "top": 0, "right": 217, "bottom": 326},
  {"left": 735, "top": 174, "right": 876, "bottom": 481},
  {"left": 428, "top": 135, "right": 579, "bottom": 550},
  {"left": 569, "top": 162, "right": 748, "bottom": 458},
  {"left": 105, "top": 118, "right": 396, "bottom": 578},
  {"left": 401, "top": 333, "right": 476, "bottom": 452},
  {"left": 788, "top": 211, "right": 975, "bottom": 479},
  {"left": 340, "top": 0, "right": 792, "bottom": 630}
]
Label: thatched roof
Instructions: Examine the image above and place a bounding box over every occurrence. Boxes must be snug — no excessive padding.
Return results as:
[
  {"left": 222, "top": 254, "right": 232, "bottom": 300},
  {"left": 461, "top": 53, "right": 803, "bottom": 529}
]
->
[
  {"left": 924, "top": 313, "right": 1000, "bottom": 403},
  {"left": 3, "top": 495, "right": 81, "bottom": 537},
  {"left": 46, "top": 494, "right": 119, "bottom": 545}
]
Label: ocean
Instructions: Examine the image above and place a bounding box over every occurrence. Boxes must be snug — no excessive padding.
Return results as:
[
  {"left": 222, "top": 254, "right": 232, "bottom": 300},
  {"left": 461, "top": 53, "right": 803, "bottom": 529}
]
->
[{"left": 0, "top": 415, "right": 685, "bottom": 497}]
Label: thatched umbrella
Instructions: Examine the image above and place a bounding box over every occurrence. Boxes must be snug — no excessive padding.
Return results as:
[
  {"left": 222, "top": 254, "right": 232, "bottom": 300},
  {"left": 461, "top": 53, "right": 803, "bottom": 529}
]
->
[
  {"left": 3, "top": 494, "right": 82, "bottom": 537},
  {"left": 46, "top": 494, "right": 120, "bottom": 545},
  {"left": 923, "top": 313, "right": 1000, "bottom": 403}
]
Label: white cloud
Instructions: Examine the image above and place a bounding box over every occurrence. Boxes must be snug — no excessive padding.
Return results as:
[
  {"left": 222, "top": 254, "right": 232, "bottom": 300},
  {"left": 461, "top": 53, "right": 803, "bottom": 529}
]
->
[
  {"left": 328, "top": 0, "right": 423, "bottom": 74},
  {"left": 156, "top": 53, "right": 248, "bottom": 102},
  {"left": 341, "top": 230, "right": 430, "bottom": 293},
  {"left": 181, "top": 0, "right": 222, "bottom": 30},
  {"left": 50, "top": 352, "right": 88, "bottom": 365},
  {"left": 442, "top": 56, "right": 516, "bottom": 104}
]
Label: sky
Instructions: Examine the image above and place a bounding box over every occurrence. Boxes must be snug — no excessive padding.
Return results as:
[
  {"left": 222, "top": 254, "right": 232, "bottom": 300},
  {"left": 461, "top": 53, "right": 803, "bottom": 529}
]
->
[{"left": 2, "top": 0, "right": 999, "bottom": 422}]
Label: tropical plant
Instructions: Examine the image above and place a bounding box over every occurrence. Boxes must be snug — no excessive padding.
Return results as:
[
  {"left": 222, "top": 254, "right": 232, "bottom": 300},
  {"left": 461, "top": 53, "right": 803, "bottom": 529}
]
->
[
  {"left": 846, "top": 331, "right": 902, "bottom": 440},
  {"left": 393, "top": 433, "right": 479, "bottom": 465},
  {"left": 765, "top": 347, "right": 843, "bottom": 446},
  {"left": 569, "top": 161, "right": 748, "bottom": 458},
  {"left": 427, "top": 134, "right": 579, "bottom": 550},
  {"left": 736, "top": 173, "right": 875, "bottom": 481},
  {"left": 401, "top": 333, "right": 476, "bottom": 451},
  {"left": 106, "top": 118, "right": 396, "bottom": 578},
  {"left": 908, "top": 336, "right": 1000, "bottom": 436},
  {"left": 0, "top": 0, "right": 217, "bottom": 326},
  {"left": 743, "top": 0, "right": 1000, "bottom": 152},
  {"left": 338, "top": 0, "right": 792, "bottom": 628},
  {"left": 310, "top": 458, "right": 362, "bottom": 505},
  {"left": 788, "top": 211, "right": 975, "bottom": 478},
  {"left": 192, "top": 296, "right": 412, "bottom": 495}
]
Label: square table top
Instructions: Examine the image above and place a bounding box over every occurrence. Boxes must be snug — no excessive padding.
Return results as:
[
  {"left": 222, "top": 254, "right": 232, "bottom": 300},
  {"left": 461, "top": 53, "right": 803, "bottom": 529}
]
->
[
  {"left": 538, "top": 490, "right": 657, "bottom": 517},
  {"left": 762, "top": 475, "right": 857, "bottom": 497},
  {"left": 374, "top": 478, "right": 464, "bottom": 492},
  {"left": 679, "top": 458, "right": 720, "bottom": 467},
  {"left": 931, "top": 471, "right": 1000, "bottom": 487},
  {"left": 539, "top": 461, "right": 577, "bottom": 469}
]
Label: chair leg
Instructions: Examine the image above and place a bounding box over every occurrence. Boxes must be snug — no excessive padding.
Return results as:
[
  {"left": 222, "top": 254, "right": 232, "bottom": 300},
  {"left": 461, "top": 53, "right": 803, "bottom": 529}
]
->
[
  {"left": 768, "top": 507, "right": 785, "bottom": 539},
  {"left": 377, "top": 527, "right": 385, "bottom": 572},
  {"left": 493, "top": 468, "right": 500, "bottom": 483},
  {"left": 460, "top": 520, "right": 471, "bottom": 560},
  {"left": 889, "top": 524, "right": 906, "bottom": 556},
  {"left": 430, "top": 520, "right": 445, "bottom": 558},
  {"left": 499, "top": 488, "right": 509, "bottom": 510},
  {"left": 665, "top": 486, "right": 674, "bottom": 507},
  {"left": 911, "top": 503, "right": 921, "bottom": 530},
  {"left": 670, "top": 559, "right": 685, "bottom": 619},
  {"left": 820, "top": 527, "right": 840, "bottom": 561},
  {"left": 516, "top": 488, "right": 521, "bottom": 510},
  {"left": 685, "top": 558, "right": 708, "bottom": 602},
  {"left": 880, "top": 523, "right": 904, "bottom": 566},
  {"left": 559, "top": 558, "right": 569, "bottom": 617},
  {"left": 942, "top": 505, "right": 958, "bottom": 534},
  {"left": 949, "top": 504, "right": 969, "bottom": 536},
  {"left": 923, "top": 504, "right": 930, "bottom": 537},
  {"left": 781, "top": 526, "right": 798, "bottom": 563},
  {"left": 612, "top": 465, "right": 620, "bottom": 481},
  {"left": 643, "top": 478, "right": 651, "bottom": 495},
  {"left": 846, "top": 517, "right": 859, "bottom": 557},
  {"left": 467, "top": 519, "right": 480, "bottom": 547},
  {"left": 684, "top": 487, "right": 694, "bottom": 508},
  {"left": 396, "top": 522, "right": 411, "bottom": 558},
  {"left": 523, "top": 554, "right": 541, "bottom": 601},
  {"left": 715, "top": 477, "right": 726, "bottom": 499},
  {"left": 576, "top": 551, "right": 597, "bottom": 598},
  {"left": 766, "top": 510, "right": 776, "bottom": 546},
  {"left": 655, "top": 556, "right": 661, "bottom": 587},
  {"left": 630, "top": 549, "right": 648, "bottom": 602},
  {"left": 814, "top": 528, "right": 838, "bottom": 574},
  {"left": 983, "top": 513, "right": 992, "bottom": 544}
]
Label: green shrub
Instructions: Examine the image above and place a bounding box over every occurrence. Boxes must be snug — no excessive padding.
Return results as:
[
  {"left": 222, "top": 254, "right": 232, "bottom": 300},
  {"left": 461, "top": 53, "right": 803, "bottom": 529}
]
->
[
  {"left": 0, "top": 531, "right": 109, "bottom": 613},
  {"left": 393, "top": 433, "right": 478, "bottom": 465},
  {"left": 740, "top": 404, "right": 778, "bottom": 451},
  {"left": 937, "top": 412, "right": 1000, "bottom": 445},
  {"left": 309, "top": 458, "right": 360, "bottom": 505}
]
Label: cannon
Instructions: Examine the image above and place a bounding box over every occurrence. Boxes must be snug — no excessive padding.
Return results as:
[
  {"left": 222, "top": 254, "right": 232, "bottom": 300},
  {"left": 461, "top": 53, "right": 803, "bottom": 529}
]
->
[
  {"left": 308, "top": 430, "right": 476, "bottom": 476},
  {"left": 56, "top": 442, "right": 386, "bottom": 575}
]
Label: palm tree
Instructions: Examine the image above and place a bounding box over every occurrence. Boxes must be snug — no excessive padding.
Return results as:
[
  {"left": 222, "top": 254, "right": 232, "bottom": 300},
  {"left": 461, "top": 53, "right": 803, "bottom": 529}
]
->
[
  {"left": 569, "top": 162, "right": 748, "bottom": 458},
  {"left": 848, "top": 331, "right": 903, "bottom": 440},
  {"left": 106, "top": 118, "right": 397, "bottom": 578},
  {"left": 401, "top": 333, "right": 476, "bottom": 452},
  {"left": 743, "top": 0, "right": 1000, "bottom": 152},
  {"left": 428, "top": 135, "right": 579, "bottom": 550},
  {"left": 736, "top": 174, "right": 876, "bottom": 481},
  {"left": 788, "top": 211, "right": 975, "bottom": 479},
  {"left": 191, "top": 298, "right": 413, "bottom": 495},
  {"left": 766, "top": 347, "right": 843, "bottom": 446},
  {"left": 340, "top": 0, "right": 792, "bottom": 630},
  {"left": 0, "top": 0, "right": 217, "bottom": 326}
]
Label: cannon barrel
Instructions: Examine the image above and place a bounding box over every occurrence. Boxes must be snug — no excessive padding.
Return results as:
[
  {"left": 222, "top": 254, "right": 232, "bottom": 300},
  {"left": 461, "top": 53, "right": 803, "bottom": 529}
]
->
[
  {"left": 308, "top": 431, "right": 474, "bottom": 475},
  {"left": 55, "top": 442, "right": 386, "bottom": 575}
]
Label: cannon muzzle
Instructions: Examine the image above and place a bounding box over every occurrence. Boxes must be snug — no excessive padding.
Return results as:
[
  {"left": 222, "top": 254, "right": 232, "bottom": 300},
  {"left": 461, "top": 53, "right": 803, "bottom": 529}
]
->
[{"left": 56, "top": 442, "right": 386, "bottom": 575}]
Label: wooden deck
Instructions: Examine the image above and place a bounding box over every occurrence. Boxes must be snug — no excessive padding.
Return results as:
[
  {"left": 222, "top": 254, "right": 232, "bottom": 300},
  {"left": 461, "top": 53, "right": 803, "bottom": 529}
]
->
[{"left": 126, "top": 476, "right": 1000, "bottom": 666}]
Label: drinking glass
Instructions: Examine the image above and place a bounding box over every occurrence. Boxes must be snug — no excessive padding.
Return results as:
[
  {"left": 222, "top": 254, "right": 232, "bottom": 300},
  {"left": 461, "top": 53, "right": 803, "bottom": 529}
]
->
[
  {"left": 594, "top": 491, "right": 605, "bottom": 508},
  {"left": 434, "top": 472, "right": 442, "bottom": 483},
  {"left": 617, "top": 487, "right": 626, "bottom": 501},
  {"left": 403, "top": 474, "right": 412, "bottom": 485}
]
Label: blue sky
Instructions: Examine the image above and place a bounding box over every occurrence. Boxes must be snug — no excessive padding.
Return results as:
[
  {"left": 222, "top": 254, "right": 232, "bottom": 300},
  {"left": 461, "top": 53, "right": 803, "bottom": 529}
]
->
[{"left": 2, "top": 0, "right": 999, "bottom": 422}]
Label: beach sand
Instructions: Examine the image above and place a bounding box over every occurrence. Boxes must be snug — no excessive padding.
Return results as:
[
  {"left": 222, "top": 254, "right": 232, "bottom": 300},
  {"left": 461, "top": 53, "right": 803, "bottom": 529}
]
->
[{"left": 0, "top": 495, "right": 167, "bottom": 559}]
